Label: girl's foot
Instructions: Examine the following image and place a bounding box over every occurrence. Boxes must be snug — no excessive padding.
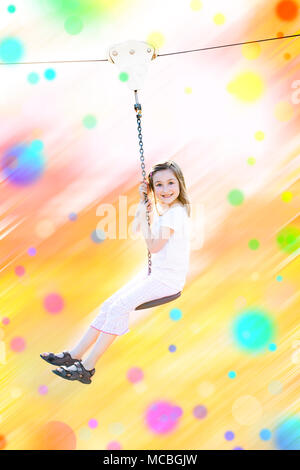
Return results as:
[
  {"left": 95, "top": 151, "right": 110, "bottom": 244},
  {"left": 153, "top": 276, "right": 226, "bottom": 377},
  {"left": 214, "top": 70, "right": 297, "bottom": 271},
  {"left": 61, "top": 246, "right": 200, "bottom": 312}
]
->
[
  {"left": 52, "top": 361, "right": 95, "bottom": 384},
  {"left": 40, "top": 351, "right": 79, "bottom": 367}
]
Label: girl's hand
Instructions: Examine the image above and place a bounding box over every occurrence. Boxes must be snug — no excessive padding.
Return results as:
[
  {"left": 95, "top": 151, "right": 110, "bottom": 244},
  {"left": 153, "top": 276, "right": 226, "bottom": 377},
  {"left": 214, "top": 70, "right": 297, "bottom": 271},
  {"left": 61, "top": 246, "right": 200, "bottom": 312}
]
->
[
  {"left": 145, "top": 199, "right": 153, "bottom": 214},
  {"left": 139, "top": 181, "right": 150, "bottom": 202},
  {"left": 139, "top": 199, "right": 153, "bottom": 219}
]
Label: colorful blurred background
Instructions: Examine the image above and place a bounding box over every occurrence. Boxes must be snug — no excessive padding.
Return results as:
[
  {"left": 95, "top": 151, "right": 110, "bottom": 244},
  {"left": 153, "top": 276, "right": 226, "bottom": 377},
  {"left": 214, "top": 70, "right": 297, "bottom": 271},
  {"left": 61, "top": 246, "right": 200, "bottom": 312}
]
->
[{"left": 0, "top": 0, "right": 300, "bottom": 451}]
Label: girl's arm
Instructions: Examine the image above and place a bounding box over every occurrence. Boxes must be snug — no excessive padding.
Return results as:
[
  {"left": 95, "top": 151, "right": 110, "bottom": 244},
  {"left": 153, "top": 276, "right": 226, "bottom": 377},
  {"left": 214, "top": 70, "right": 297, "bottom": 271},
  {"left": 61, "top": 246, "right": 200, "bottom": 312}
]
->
[
  {"left": 139, "top": 202, "right": 174, "bottom": 253},
  {"left": 133, "top": 198, "right": 154, "bottom": 234},
  {"left": 133, "top": 181, "right": 152, "bottom": 234}
]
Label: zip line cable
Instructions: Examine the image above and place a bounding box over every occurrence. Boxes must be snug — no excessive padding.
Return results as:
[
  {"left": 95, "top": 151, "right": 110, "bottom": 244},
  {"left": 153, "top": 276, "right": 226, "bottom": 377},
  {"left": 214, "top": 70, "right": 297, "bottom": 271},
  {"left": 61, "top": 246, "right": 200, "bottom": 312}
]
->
[
  {"left": 0, "top": 32, "right": 299, "bottom": 66},
  {"left": 158, "top": 32, "right": 300, "bottom": 56}
]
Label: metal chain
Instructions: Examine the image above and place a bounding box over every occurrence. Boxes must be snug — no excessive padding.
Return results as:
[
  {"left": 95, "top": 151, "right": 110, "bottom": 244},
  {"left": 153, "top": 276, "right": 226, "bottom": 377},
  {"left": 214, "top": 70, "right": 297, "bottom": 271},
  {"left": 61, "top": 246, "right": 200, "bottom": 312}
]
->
[{"left": 134, "top": 98, "right": 152, "bottom": 275}]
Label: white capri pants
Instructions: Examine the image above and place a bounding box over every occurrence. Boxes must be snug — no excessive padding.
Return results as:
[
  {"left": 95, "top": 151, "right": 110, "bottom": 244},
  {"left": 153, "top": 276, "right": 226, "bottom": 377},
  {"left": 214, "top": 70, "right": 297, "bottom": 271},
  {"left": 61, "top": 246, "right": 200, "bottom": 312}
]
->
[{"left": 90, "top": 268, "right": 179, "bottom": 336}]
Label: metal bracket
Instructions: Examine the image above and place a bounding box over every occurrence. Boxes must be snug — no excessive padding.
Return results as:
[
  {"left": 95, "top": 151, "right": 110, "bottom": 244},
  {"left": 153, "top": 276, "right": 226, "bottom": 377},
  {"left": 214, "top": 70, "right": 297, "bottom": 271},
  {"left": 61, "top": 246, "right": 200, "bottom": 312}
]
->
[{"left": 108, "top": 40, "right": 157, "bottom": 90}]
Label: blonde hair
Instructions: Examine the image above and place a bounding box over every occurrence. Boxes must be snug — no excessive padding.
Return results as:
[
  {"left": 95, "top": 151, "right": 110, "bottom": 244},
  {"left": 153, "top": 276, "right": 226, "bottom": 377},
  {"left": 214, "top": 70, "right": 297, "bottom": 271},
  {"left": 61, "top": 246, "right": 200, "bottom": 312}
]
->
[{"left": 148, "top": 160, "right": 191, "bottom": 217}]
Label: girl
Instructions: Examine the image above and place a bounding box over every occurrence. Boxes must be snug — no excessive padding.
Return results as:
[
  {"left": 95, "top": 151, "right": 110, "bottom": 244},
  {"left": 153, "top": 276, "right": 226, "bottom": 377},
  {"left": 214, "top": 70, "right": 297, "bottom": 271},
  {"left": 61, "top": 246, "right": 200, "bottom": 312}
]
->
[{"left": 40, "top": 160, "right": 191, "bottom": 384}]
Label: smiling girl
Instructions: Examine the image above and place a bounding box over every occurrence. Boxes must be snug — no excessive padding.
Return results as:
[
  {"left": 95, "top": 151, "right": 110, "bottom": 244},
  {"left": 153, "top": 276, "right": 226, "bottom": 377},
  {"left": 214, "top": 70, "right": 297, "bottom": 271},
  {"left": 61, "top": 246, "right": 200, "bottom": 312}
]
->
[{"left": 40, "top": 160, "right": 191, "bottom": 384}]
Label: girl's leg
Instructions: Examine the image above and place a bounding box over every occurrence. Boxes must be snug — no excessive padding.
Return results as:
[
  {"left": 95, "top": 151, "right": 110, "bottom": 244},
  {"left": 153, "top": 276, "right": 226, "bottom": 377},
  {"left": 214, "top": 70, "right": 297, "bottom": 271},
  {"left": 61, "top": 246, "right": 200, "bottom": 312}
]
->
[
  {"left": 65, "top": 273, "right": 145, "bottom": 359},
  {"left": 72, "top": 329, "right": 118, "bottom": 371},
  {"left": 68, "top": 326, "right": 100, "bottom": 359},
  {"left": 57, "top": 272, "right": 146, "bottom": 362},
  {"left": 64, "top": 277, "right": 178, "bottom": 375}
]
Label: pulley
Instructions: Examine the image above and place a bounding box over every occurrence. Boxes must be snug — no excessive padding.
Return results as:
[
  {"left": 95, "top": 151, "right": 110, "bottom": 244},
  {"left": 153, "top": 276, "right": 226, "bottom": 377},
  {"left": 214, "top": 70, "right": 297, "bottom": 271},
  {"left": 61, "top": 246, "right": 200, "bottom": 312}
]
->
[{"left": 108, "top": 39, "right": 157, "bottom": 90}]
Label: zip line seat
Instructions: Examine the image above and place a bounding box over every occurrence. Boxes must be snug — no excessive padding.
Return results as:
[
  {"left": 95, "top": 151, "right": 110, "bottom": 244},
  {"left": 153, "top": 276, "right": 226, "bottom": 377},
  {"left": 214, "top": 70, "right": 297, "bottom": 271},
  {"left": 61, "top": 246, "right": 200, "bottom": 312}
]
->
[{"left": 135, "top": 291, "right": 181, "bottom": 310}]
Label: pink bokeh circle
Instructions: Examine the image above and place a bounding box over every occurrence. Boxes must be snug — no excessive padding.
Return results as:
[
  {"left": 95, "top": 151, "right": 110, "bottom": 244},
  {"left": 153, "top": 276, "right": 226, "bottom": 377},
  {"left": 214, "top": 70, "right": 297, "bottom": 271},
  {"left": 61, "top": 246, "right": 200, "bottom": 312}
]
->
[
  {"left": 145, "top": 401, "right": 183, "bottom": 434},
  {"left": 127, "top": 367, "right": 144, "bottom": 383},
  {"left": 106, "top": 440, "right": 122, "bottom": 450},
  {"left": 38, "top": 385, "right": 48, "bottom": 395},
  {"left": 43, "top": 293, "right": 64, "bottom": 314},
  {"left": 15, "top": 265, "right": 25, "bottom": 276},
  {"left": 88, "top": 419, "right": 98, "bottom": 429},
  {"left": 10, "top": 336, "right": 26, "bottom": 352}
]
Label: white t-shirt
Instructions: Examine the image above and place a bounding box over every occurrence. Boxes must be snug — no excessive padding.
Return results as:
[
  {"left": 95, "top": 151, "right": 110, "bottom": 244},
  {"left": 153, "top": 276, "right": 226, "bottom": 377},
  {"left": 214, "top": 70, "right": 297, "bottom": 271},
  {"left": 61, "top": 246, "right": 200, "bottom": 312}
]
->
[{"left": 149, "top": 202, "right": 191, "bottom": 291}]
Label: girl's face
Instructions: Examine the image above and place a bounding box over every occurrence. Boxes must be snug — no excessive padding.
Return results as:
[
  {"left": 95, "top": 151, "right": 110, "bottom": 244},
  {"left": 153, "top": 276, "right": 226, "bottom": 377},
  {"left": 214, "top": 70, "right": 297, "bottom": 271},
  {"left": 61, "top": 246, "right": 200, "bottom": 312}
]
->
[{"left": 152, "top": 169, "right": 180, "bottom": 208}]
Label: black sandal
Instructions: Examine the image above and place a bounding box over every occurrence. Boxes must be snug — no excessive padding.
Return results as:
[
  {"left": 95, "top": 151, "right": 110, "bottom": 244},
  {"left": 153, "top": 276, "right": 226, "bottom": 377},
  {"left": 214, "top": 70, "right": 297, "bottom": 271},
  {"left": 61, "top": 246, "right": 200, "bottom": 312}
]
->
[
  {"left": 40, "top": 351, "right": 78, "bottom": 367},
  {"left": 52, "top": 361, "right": 95, "bottom": 384}
]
